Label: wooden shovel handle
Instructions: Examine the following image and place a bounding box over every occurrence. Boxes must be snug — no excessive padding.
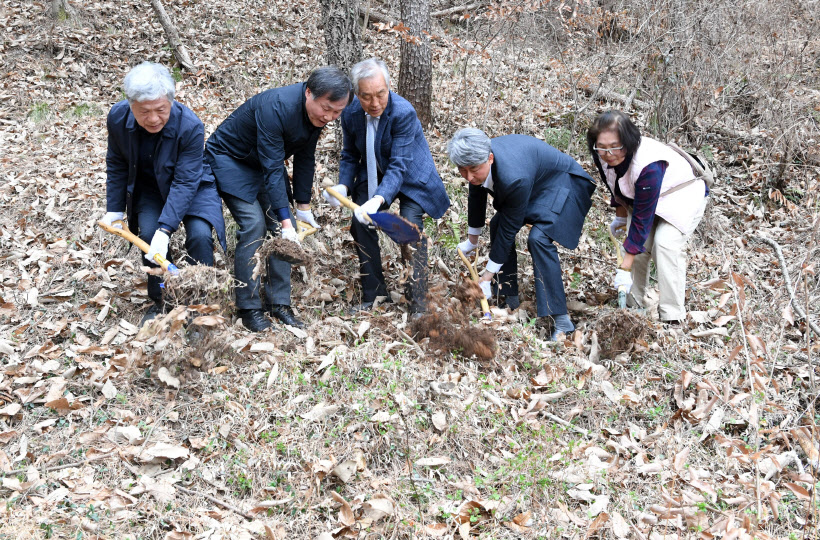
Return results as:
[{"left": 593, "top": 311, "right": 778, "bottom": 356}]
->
[
  {"left": 295, "top": 219, "right": 317, "bottom": 241},
  {"left": 325, "top": 187, "right": 373, "bottom": 224},
  {"left": 97, "top": 220, "right": 178, "bottom": 274},
  {"left": 457, "top": 248, "right": 491, "bottom": 319}
]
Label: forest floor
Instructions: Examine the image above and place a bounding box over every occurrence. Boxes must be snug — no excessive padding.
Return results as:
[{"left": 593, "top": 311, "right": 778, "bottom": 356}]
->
[{"left": 0, "top": 1, "right": 818, "bottom": 539}]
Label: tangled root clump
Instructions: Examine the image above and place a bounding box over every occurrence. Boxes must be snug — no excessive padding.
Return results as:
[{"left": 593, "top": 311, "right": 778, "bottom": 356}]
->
[
  {"left": 594, "top": 309, "right": 651, "bottom": 358},
  {"left": 255, "top": 236, "right": 311, "bottom": 267},
  {"left": 162, "top": 265, "right": 235, "bottom": 307},
  {"left": 411, "top": 282, "right": 497, "bottom": 362}
]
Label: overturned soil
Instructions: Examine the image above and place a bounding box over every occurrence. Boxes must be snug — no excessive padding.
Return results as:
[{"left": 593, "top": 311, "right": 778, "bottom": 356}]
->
[
  {"left": 594, "top": 308, "right": 651, "bottom": 358},
  {"left": 411, "top": 281, "right": 498, "bottom": 362}
]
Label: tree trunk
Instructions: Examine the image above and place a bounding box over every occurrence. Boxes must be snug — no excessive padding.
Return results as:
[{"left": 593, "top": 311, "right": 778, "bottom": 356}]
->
[
  {"left": 149, "top": 0, "right": 196, "bottom": 71},
  {"left": 320, "top": 0, "right": 362, "bottom": 73},
  {"left": 398, "top": 0, "right": 433, "bottom": 128},
  {"left": 51, "top": 0, "right": 77, "bottom": 19}
]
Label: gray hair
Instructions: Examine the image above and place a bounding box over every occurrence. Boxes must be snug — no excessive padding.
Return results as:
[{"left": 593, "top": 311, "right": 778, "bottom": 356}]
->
[
  {"left": 123, "top": 62, "right": 175, "bottom": 103},
  {"left": 351, "top": 58, "right": 390, "bottom": 94},
  {"left": 447, "top": 128, "right": 492, "bottom": 167}
]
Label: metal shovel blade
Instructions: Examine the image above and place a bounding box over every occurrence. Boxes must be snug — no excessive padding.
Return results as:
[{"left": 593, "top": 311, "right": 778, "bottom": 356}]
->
[{"left": 367, "top": 212, "right": 422, "bottom": 244}]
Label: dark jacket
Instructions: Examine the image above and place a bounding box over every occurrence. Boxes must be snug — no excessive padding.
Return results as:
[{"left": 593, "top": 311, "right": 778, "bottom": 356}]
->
[
  {"left": 105, "top": 99, "right": 227, "bottom": 249},
  {"left": 468, "top": 135, "right": 595, "bottom": 264},
  {"left": 205, "top": 82, "right": 322, "bottom": 211},
  {"left": 338, "top": 93, "right": 450, "bottom": 219}
]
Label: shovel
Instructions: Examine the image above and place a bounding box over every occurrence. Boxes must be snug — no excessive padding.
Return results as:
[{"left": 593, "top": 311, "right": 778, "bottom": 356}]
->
[
  {"left": 457, "top": 248, "right": 492, "bottom": 320},
  {"left": 324, "top": 187, "right": 421, "bottom": 244},
  {"left": 608, "top": 228, "right": 627, "bottom": 309},
  {"left": 98, "top": 220, "right": 179, "bottom": 275}
]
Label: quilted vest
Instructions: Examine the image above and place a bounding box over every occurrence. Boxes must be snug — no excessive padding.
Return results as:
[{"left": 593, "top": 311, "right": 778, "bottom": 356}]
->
[{"left": 602, "top": 136, "right": 706, "bottom": 234}]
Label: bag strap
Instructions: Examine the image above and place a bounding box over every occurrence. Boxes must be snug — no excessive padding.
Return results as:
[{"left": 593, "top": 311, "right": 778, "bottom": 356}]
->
[{"left": 660, "top": 177, "right": 702, "bottom": 197}]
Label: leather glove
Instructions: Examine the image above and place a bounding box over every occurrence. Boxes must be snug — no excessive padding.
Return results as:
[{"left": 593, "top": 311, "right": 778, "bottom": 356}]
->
[
  {"left": 613, "top": 269, "right": 633, "bottom": 292},
  {"left": 354, "top": 196, "right": 383, "bottom": 225},
  {"left": 479, "top": 280, "right": 492, "bottom": 300},
  {"left": 281, "top": 226, "right": 300, "bottom": 244},
  {"left": 610, "top": 216, "right": 627, "bottom": 237},
  {"left": 101, "top": 211, "right": 125, "bottom": 229},
  {"left": 295, "top": 208, "right": 321, "bottom": 229},
  {"left": 145, "top": 230, "right": 170, "bottom": 264},
  {"left": 322, "top": 184, "right": 347, "bottom": 208},
  {"left": 457, "top": 238, "right": 478, "bottom": 256}
]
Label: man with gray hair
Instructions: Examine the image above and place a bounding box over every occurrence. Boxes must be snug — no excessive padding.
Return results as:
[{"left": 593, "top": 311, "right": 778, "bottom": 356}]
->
[
  {"left": 101, "top": 61, "right": 226, "bottom": 325},
  {"left": 207, "top": 66, "right": 353, "bottom": 331},
  {"left": 447, "top": 128, "right": 595, "bottom": 340},
  {"left": 322, "top": 58, "right": 450, "bottom": 315}
]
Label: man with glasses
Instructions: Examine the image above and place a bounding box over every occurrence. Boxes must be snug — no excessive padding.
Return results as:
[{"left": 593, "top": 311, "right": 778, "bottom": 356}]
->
[{"left": 447, "top": 128, "right": 596, "bottom": 340}]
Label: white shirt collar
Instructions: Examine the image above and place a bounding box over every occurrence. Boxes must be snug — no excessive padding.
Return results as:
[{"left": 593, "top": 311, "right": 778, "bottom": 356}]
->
[{"left": 482, "top": 167, "right": 494, "bottom": 191}]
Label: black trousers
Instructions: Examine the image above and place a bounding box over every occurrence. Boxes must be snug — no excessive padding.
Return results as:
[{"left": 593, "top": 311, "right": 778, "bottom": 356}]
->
[
  {"left": 349, "top": 181, "right": 428, "bottom": 312},
  {"left": 489, "top": 215, "right": 568, "bottom": 317}
]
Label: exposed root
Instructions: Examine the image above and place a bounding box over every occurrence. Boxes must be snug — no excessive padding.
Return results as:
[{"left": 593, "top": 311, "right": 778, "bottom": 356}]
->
[
  {"left": 594, "top": 309, "right": 651, "bottom": 358},
  {"left": 411, "top": 282, "right": 497, "bottom": 362},
  {"left": 253, "top": 235, "right": 311, "bottom": 271},
  {"left": 161, "top": 265, "right": 235, "bottom": 307}
]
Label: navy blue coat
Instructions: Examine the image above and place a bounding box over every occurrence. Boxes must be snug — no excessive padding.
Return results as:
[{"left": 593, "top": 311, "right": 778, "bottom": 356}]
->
[
  {"left": 205, "top": 83, "right": 322, "bottom": 211},
  {"left": 338, "top": 93, "right": 450, "bottom": 219},
  {"left": 468, "top": 135, "right": 595, "bottom": 264},
  {"left": 105, "top": 100, "right": 226, "bottom": 249}
]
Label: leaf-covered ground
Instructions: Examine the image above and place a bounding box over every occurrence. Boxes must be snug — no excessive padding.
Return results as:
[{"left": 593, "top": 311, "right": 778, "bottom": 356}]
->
[{"left": 0, "top": 1, "right": 818, "bottom": 539}]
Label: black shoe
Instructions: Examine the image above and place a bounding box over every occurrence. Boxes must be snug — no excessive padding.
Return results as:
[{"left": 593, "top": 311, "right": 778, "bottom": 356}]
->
[
  {"left": 348, "top": 301, "right": 374, "bottom": 315},
  {"left": 269, "top": 304, "right": 305, "bottom": 329},
  {"left": 499, "top": 295, "right": 520, "bottom": 310},
  {"left": 238, "top": 308, "right": 272, "bottom": 332},
  {"left": 140, "top": 302, "right": 165, "bottom": 326}
]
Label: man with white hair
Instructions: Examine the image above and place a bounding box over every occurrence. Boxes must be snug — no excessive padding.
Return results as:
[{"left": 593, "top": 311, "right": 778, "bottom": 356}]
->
[
  {"left": 101, "top": 61, "right": 226, "bottom": 325},
  {"left": 322, "top": 58, "right": 450, "bottom": 315},
  {"left": 447, "top": 128, "right": 595, "bottom": 340}
]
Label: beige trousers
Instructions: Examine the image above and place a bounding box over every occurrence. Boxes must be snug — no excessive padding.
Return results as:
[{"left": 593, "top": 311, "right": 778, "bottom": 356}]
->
[{"left": 626, "top": 197, "right": 707, "bottom": 321}]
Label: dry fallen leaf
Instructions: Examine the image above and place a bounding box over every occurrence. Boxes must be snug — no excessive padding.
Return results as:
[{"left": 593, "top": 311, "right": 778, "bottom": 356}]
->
[{"left": 157, "top": 367, "right": 180, "bottom": 389}]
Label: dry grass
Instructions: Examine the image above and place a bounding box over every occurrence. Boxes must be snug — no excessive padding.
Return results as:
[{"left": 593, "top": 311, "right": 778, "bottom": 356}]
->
[{"left": 0, "top": 1, "right": 817, "bottom": 539}]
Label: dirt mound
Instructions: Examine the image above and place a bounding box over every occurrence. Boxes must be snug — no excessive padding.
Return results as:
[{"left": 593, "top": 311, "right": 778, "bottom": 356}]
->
[
  {"left": 411, "top": 282, "right": 497, "bottom": 362},
  {"left": 594, "top": 309, "right": 651, "bottom": 358}
]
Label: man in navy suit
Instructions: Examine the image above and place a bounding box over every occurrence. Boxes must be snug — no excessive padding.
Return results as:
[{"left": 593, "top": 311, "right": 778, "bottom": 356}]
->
[
  {"left": 101, "top": 62, "right": 227, "bottom": 325},
  {"left": 206, "top": 67, "right": 353, "bottom": 332},
  {"left": 447, "top": 128, "right": 596, "bottom": 340},
  {"left": 323, "top": 58, "right": 450, "bottom": 315}
]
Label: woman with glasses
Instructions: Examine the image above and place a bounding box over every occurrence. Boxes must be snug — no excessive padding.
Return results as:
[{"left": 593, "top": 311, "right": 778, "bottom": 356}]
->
[{"left": 586, "top": 110, "right": 708, "bottom": 324}]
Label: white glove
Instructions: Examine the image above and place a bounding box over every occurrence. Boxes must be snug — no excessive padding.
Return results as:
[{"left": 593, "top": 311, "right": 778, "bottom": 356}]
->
[
  {"left": 479, "top": 280, "right": 492, "bottom": 299},
  {"left": 282, "top": 226, "right": 300, "bottom": 244},
  {"left": 145, "top": 230, "right": 170, "bottom": 264},
  {"left": 322, "top": 184, "right": 348, "bottom": 208},
  {"left": 354, "top": 196, "right": 383, "bottom": 225},
  {"left": 610, "top": 216, "right": 627, "bottom": 237},
  {"left": 457, "top": 238, "right": 478, "bottom": 256},
  {"left": 102, "top": 211, "right": 125, "bottom": 229},
  {"left": 613, "top": 269, "right": 633, "bottom": 292},
  {"left": 295, "top": 208, "right": 321, "bottom": 229}
]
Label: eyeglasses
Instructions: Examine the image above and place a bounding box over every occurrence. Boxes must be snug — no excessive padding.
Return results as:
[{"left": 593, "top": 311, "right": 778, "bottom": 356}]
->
[{"left": 593, "top": 145, "right": 624, "bottom": 156}]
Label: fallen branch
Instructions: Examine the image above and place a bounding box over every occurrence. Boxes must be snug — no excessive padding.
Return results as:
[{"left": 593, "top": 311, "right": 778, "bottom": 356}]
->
[
  {"left": 579, "top": 86, "right": 650, "bottom": 110},
  {"left": 758, "top": 236, "right": 820, "bottom": 339},
  {"left": 150, "top": 0, "right": 196, "bottom": 70},
  {"left": 1, "top": 451, "right": 116, "bottom": 477},
  {"left": 360, "top": 2, "right": 488, "bottom": 25},
  {"left": 174, "top": 484, "right": 254, "bottom": 520},
  {"left": 543, "top": 412, "right": 589, "bottom": 436}
]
